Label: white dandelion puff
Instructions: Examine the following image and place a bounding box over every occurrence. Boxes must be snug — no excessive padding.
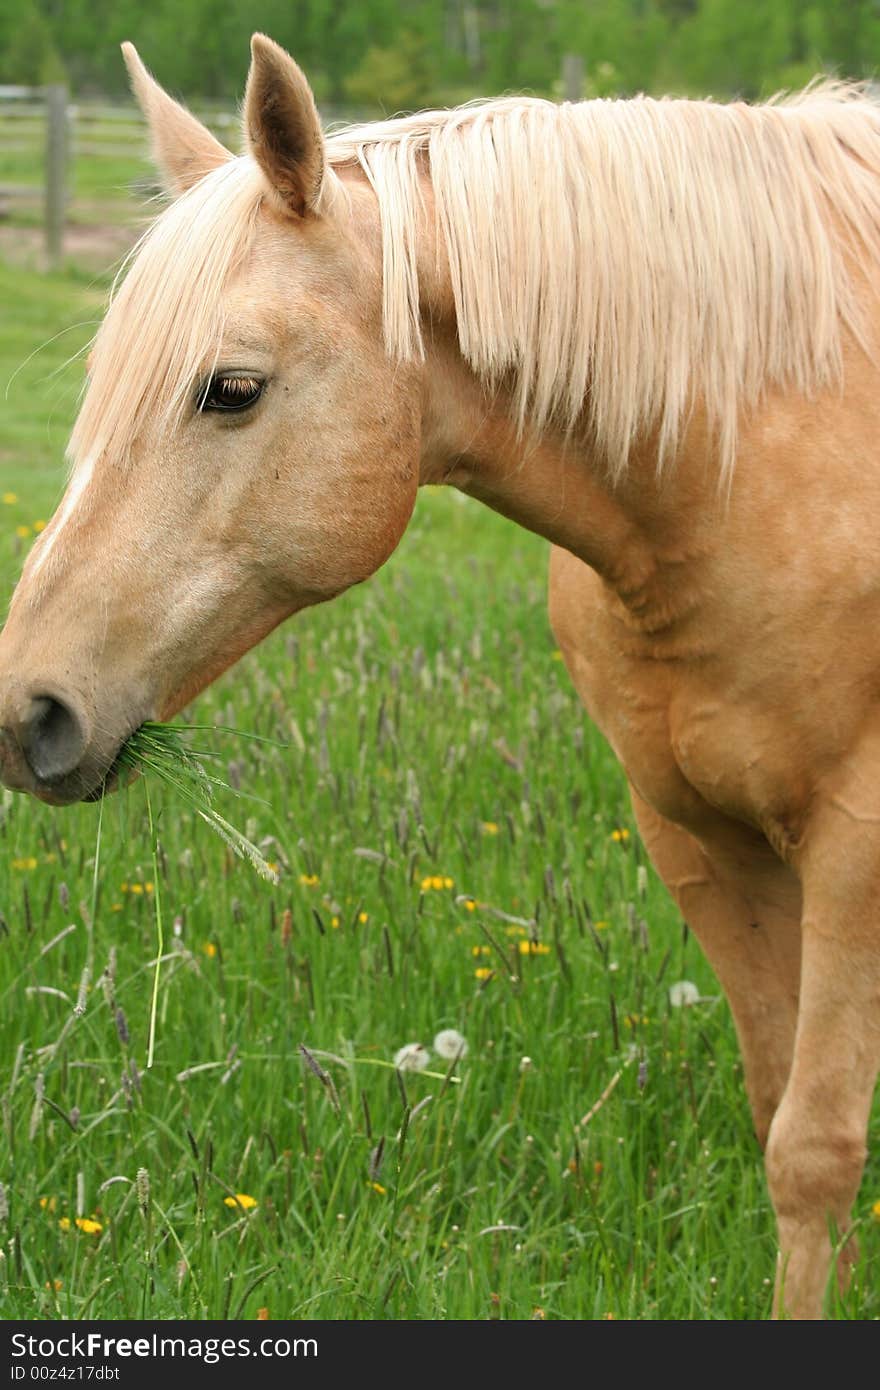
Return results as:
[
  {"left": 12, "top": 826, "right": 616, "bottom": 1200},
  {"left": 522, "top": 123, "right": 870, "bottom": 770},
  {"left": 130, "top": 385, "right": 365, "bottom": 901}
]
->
[
  {"left": 393, "top": 1042, "right": 431, "bottom": 1072},
  {"left": 669, "top": 980, "right": 700, "bottom": 1008},
  {"left": 433, "top": 1029, "right": 468, "bottom": 1060}
]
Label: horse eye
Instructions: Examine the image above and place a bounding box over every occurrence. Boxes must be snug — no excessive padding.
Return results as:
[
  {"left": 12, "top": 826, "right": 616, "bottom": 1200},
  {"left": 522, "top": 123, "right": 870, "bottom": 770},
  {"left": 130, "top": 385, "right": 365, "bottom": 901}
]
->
[{"left": 198, "top": 375, "right": 264, "bottom": 413}]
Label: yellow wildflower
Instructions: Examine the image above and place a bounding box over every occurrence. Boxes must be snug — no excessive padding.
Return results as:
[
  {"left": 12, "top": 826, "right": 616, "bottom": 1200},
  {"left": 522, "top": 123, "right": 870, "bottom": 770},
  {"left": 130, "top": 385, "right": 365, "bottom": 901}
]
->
[
  {"left": 224, "top": 1193, "right": 257, "bottom": 1211},
  {"left": 331, "top": 916, "right": 340, "bottom": 928},
  {"left": 202, "top": 942, "right": 217, "bottom": 958},
  {"left": 145, "top": 882, "right": 154, "bottom": 894},
  {"left": 130, "top": 883, "right": 143, "bottom": 895},
  {"left": 2, "top": 492, "right": 18, "bottom": 504},
  {"left": 369, "top": 1182, "right": 387, "bottom": 1195},
  {"left": 34, "top": 519, "right": 46, "bottom": 532},
  {"left": 594, "top": 920, "right": 609, "bottom": 930},
  {"left": 519, "top": 940, "right": 551, "bottom": 956},
  {"left": 75, "top": 1218, "right": 103, "bottom": 1235},
  {"left": 39, "top": 1196, "right": 57, "bottom": 1212},
  {"left": 45, "top": 1279, "right": 63, "bottom": 1291},
  {"left": 471, "top": 945, "right": 491, "bottom": 957},
  {"left": 16, "top": 525, "right": 32, "bottom": 538},
  {"left": 266, "top": 861, "right": 279, "bottom": 875},
  {"left": 358, "top": 911, "right": 369, "bottom": 924},
  {"left": 872, "top": 1199, "right": 880, "bottom": 1222},
  {"left": 475, "top": 967, "right": 494, "bottom": 981},
  {"left": 12, "top": 857, "right": 38, "bottom": 871},
  {"left": 58, "top": 1218, "right": 71, "bottom": 1232},
  {"left": 120, "top": 882, "right": 128, "bottom": 892},
  {"left": 463, "top": 898, "right": 476, "bottom": 912},
  {"left": 256, "top": 1308, "right": 270, "bottom": 1320},
  {"left": 481, "top": 821, "right": 500, "bottom": 835},
  {"left": 610, "top": 828, "right": 631, "bottom": 843},
  {"left": 299, "top": 873, "right": 319, "bottom": 887},
  {"left": 551, "top": 649, "right": 564, "bottom": 661}
]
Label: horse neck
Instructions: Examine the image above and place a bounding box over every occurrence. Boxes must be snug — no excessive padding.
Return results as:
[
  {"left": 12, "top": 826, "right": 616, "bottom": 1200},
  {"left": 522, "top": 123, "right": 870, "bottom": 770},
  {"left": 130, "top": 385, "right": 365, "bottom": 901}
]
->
[{"left": 418, "top": 322, "right": 722, "bottom": 615}]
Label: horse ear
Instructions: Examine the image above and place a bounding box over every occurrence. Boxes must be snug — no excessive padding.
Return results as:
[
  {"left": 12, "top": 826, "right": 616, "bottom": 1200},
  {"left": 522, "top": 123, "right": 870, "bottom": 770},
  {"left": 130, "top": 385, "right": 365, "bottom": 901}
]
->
[
  {"left": 244, "top": 33, "right": 325, "bottom": 217},
  {"left": 121, "top": 42, "right": 232, "bottom": 195}
]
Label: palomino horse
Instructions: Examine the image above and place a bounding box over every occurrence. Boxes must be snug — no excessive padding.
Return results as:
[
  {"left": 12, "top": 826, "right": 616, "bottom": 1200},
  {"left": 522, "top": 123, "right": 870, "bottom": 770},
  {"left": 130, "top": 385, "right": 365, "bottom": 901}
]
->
[{"left": 0, "top": 36, "right": 879, "bottom": 1318}]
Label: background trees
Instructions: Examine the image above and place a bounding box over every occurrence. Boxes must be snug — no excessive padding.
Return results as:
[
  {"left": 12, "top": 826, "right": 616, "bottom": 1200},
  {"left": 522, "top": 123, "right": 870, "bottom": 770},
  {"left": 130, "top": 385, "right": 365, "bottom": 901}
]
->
[{"left": 1, "top": 0, "right": 878, "bottom": 106}]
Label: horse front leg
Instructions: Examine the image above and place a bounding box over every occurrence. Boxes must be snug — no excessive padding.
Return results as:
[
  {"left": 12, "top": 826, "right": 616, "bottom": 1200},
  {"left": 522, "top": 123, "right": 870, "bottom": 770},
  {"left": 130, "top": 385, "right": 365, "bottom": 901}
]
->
[
  {"left": 765, "top": 759, "right": 880, "bottom": 1319},
  {"left": 630, "top": 790, "right": 802, "bottom": 1149}
]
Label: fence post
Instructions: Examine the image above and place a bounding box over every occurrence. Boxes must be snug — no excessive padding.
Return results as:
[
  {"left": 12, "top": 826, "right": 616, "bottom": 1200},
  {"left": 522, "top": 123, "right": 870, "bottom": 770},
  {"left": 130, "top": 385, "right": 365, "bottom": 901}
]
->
[
  {"left": 561, "top": 53, "right": 585, "bottom": 104},
  {"left": 45, "top": 84, "right": 68, "bottom": 270}
]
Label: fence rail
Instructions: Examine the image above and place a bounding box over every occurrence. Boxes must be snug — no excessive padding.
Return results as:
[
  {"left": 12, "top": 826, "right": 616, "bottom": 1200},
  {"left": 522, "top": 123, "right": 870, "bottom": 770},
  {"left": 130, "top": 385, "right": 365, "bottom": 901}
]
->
[{"left": 0, "top": 54, "right": 586, "bottom": 271}]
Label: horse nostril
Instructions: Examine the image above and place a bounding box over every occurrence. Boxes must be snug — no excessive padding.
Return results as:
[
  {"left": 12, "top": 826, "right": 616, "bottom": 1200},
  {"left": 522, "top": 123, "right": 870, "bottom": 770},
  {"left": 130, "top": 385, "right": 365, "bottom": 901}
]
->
[{"left": 19, "top": 695, "right": 87, "bottom": 784}]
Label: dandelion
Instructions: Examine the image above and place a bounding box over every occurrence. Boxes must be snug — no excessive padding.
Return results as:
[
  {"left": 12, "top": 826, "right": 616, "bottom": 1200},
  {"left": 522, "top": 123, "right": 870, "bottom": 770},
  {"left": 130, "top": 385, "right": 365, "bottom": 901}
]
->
[
  {"left": 669, "top": 980, "right": 700, "bottom": 1008},
  {"left": 224, "top": 1193, "right": 258, "bottom": 1211},
  {"left": 393, "top": 1042, "right": 430, "bottom": 1072},
  {"left": 610, "top": 828, "right": 631, "bottom": 843},
  {"left": 471, "top": 945, "right": 491, "bottom": 957},
  {"left": 202, "top": 942, "right": 217, "bottom": 958},
  {"left": 75, "top": 1218, "right": 103, "bottom": 1235},
  {"left": 421, "top": 875, "right": 454, "bottom": 891},
  {"left": 358, "top": 911, "right": 369, "bottom": 924},
  {"left": 434, "top": 1029, "right": 468, "bottom": 1060},
  {"left": 33, "top": 520, "right": 46, "bottom": 532},
  {"left": 519, "top": 940, "right": 551, "bottom": 956},
  {"left": 475, "top": 967, "right": 494, "bottom": 981},
  {"left": 331, "top": 916, "right": 340, "bottom": 928},
  {"left": 463, "top": 898, "right": 476, "bottom": 912}
]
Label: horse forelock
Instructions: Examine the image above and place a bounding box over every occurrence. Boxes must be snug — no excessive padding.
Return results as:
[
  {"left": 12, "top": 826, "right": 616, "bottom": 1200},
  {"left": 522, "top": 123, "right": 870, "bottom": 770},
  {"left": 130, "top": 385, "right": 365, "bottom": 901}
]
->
[{"left": 68, "top": 157, "right": 265, "bottom": 470}]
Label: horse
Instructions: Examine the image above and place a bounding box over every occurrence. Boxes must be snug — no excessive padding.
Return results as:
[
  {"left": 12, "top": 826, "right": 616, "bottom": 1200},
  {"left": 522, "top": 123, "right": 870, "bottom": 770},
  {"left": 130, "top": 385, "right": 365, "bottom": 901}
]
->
[{"left": 1, "top": 34, "right": 879, "bottom": 1319}]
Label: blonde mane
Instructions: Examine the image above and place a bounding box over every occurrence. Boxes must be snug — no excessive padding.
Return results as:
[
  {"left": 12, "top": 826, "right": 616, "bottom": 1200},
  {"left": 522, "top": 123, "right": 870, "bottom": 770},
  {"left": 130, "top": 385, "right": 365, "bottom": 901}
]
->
[{"left": 73, "top": 83, "right": 880, "bottom": 480}]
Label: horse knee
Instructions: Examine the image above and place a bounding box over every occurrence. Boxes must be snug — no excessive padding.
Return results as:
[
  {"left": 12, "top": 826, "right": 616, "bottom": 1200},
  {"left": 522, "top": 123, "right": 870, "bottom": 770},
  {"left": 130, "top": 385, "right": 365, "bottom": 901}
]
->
[{"left": 765, "top": 1105, "right": 866, "bottom": 1223}]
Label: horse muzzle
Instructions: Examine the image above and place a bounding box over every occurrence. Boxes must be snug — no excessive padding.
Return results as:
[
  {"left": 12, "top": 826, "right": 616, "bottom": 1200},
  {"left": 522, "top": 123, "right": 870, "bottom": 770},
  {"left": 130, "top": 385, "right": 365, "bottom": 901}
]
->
[{"left": 0, "top": 684, "right": 121, "bottom": 804}]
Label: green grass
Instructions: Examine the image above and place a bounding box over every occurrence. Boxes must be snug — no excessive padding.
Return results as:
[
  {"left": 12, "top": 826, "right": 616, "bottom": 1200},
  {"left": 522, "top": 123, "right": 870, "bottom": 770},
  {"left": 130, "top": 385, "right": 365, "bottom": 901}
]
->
[{"left": 1, "top": 260, "right": 878, "bottom": 1321}]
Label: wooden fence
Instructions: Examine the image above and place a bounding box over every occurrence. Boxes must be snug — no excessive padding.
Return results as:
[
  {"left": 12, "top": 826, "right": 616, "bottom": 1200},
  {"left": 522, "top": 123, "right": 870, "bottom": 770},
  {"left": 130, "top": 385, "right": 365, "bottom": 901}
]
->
[{"left": 0, "top": 55, "right": 586, "bottom": 271}]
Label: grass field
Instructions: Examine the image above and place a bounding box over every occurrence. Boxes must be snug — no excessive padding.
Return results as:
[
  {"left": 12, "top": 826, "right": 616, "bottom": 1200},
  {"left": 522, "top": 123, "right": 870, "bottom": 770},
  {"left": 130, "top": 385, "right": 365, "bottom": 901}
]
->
[{"left": 0, "top": 258, "right": 878, "bottom": 1322}]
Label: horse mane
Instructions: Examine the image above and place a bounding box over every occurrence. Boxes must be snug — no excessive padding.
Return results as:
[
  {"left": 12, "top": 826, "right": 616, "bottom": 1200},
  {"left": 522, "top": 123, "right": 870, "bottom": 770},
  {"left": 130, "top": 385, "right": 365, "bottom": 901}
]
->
[{"left": 72, "top": 82, "right": 880, "bottom": 481}]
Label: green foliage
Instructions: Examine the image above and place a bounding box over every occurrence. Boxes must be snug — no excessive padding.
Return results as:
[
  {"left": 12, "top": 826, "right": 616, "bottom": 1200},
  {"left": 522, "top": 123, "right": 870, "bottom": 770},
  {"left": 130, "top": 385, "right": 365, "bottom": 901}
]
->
[
  {"left": 343, "top": 32, "right": 434, "bottom": 112},
  {"left": 0, "top": 1, "right": 877, "bottom": 104}
]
